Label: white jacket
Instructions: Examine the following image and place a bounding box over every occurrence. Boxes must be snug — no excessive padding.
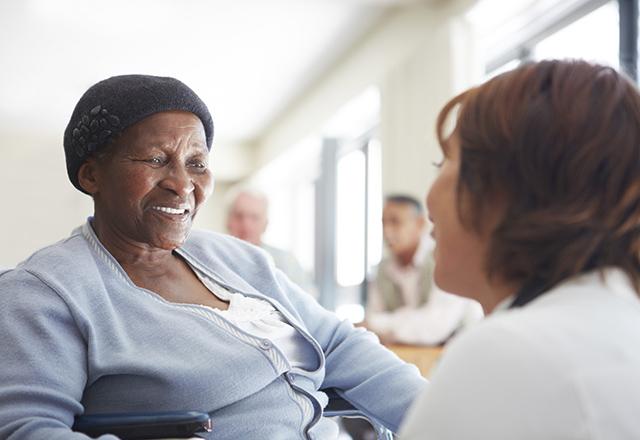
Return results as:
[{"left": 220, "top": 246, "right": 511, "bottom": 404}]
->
[{"left": 400, "top": 268, "right": 640, "bottom": 440}]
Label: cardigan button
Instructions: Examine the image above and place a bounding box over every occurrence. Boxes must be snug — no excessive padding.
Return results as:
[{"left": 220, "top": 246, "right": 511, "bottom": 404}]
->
[{"left": 258, "top": 339, "right": 272, "bottom": 350}]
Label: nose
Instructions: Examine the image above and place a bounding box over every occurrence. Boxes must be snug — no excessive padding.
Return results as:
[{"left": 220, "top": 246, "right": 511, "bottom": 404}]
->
[
  {"left": 160, "top": 163, "right": 195, "bottom": 198},
  {"left": 425, "top": 188, "right": 433, "bottom": 217}
]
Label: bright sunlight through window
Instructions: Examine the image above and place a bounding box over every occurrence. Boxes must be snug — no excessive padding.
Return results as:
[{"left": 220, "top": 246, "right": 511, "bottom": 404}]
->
[
  {"left": 336, "top": 149, "right": 366, "bottom": 287},
  {"left": 534, "top": 1, "right": 618, "bottom": 67}
]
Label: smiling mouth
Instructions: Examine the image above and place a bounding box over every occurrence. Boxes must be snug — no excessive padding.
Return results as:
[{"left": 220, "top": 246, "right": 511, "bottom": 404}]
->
[{"left": 151, "top": 206, "right": 191, "bottom": 216}]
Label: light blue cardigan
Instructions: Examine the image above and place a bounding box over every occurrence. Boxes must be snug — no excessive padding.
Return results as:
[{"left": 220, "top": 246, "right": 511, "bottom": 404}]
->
[{"left": 0, "top": 220, "right": 426, "bottom": 439}]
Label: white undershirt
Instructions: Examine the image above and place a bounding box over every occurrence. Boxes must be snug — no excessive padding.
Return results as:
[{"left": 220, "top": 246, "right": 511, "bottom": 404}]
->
[{"left": 193, "top": 268, "right": 316, "bottom": 371}]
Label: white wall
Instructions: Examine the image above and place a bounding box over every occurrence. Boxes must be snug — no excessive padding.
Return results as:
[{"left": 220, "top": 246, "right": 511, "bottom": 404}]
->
[
  {"left": 194, "top": 180, "right": 232, "bottom": 234},
  {"left": 380, "top": 4, "right": 480, "bottom": 201},
  {"left": 0, "top": 133, "right": 92, "bottom": 267},
  {"left": 252, "top": 0, "right": 479, "bottom": 205}
]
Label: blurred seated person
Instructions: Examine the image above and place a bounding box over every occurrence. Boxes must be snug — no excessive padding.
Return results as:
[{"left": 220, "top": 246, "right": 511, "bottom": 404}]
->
[
  {"left": 226, "top": 187, "right": 317, "bottom": 297},
  {"left": 0, "top": 75, "right": 426, "bottom": 439},
  {"left": 365, "top": 195, "right": 482, "bottom": 345}
]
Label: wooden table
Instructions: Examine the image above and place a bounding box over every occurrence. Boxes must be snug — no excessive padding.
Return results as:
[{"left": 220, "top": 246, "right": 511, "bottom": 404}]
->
[{"left": 386, "top": 344, "right": 444, "bottom": 378}]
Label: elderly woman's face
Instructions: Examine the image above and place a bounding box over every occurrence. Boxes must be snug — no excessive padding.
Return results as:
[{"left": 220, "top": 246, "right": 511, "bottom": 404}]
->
[{"left": 87, "top": 111, "right": 213, "bottom": 250}]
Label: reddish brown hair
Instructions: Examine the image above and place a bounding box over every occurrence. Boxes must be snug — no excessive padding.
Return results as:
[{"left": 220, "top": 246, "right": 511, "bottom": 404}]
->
[{"left": 437, "top": 59, "right": 640, "bottom": 294}]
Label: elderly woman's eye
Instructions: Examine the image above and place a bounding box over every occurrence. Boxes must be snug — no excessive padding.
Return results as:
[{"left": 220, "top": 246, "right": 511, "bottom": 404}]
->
[
  {"left": 189, "top": 159, "right": 208, "bottom": 169},
  {"left": 146, "top": 156, "right": 164, "bottom": 165}
]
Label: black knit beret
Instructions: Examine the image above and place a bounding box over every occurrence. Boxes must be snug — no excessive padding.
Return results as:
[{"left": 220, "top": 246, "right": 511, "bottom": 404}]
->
[{"left": 63, "top": 74, "right": 214, "bottom": 193}]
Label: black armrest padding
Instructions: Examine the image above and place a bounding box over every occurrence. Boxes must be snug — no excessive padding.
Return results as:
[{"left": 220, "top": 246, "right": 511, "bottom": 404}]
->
[{"left": 73, "top": 410, "right": 212, "bottom": 440}]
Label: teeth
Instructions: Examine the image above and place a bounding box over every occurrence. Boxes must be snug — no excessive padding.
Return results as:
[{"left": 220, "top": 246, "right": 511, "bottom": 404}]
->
[{"left": 153, "top": 206, "right": 188, "bottom": 215}]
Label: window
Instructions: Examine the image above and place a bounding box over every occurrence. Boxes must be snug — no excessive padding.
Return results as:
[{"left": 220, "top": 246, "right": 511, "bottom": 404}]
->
[
  {"left": 254, "top": 87, "right": 380, "bottom": 316},
  {"left": 534, "top": 1, "right": 618, "bottom": 66},
  {"left": 484, "top": 58, "right": 520, "bottom": 81},
  {"left": 366, "top": 138, "right": 383, "bottom": 274},
  {"left": 253, "top": 137, "right": 321, "bottom": 278},
  {"left": 335, "top": 136, "right": 382, "bottom": 287},
  {"left": 314, "top": 87, "right": 381, "bottom": 318},
  {"left": 473, "top": 0, "right": 623, "bottom": 79},
  {"left": 336, "top": 148, "right": 366, "bottom": 287},
  {"left": 333, "top": 136, "right": 381, "bottom": 322}
]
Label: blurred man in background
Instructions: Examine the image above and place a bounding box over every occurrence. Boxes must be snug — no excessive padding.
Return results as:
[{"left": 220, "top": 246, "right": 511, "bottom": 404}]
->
[
  {"left": 364, "top": 194, "right": 482, "bottom": 345},
  {"left": 226, "top": 188, "right": 316, "bottom": 297}
]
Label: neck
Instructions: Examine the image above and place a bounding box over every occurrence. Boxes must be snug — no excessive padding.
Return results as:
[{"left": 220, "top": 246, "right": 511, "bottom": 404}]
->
[
  {"left": 90, "top": 218, "right": 177, "bottom": 276},
  {"left": 395, "top": 243, "right": 419, "bottom": 267},
  {"left": 476, "top": 279, "right": 520, "bottom": 314}
]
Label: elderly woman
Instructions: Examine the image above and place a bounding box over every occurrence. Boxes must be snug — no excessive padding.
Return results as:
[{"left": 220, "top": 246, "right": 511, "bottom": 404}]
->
[
  {"left": 0, "top": 75, "right": 426, "bottom": 439},
  {"left": 400, "top": 60, "right": 640, "bottom": 439}
]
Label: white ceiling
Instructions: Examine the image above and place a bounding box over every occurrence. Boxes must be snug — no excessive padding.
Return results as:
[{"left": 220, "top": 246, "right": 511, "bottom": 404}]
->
[{"left": 0, "top": 0, "right": 412, "bottom": 147}]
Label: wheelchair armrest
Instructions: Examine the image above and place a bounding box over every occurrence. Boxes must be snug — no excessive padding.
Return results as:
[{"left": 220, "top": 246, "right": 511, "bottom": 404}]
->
[
  {"left": 73, "top": 390, "right": 391, "bottom": 439},
  {"left": 323, "top": 388, "right": 356, "bottom": 414},
  {"left": 72, "top": 410, "right": 212, "bottom": 439},
  {"left": 321, "top": 388, "right": 394, "bottom": 440}
]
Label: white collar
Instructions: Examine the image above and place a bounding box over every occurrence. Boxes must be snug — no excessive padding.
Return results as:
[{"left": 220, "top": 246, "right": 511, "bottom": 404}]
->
[
  {"left": 389, "top": 233, "right": 433, "bottom": 268},
  {"left": 491, "top": 268, "right": 639, "bottom": 315}
]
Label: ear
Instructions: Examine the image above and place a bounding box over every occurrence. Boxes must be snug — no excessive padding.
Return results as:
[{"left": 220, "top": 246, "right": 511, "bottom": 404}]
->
[{"left": 77, "top": 159, "right": 100, "bottom": 195}]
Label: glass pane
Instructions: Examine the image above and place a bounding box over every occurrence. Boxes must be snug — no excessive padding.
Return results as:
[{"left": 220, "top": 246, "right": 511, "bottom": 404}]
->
[
  {"left": 534, "top": 1, "right": 618, "bottom": 67},
  {"left": 336, "top": 149, "right": 366, "bottom": 287},
  {"left": 484, "top": 58, "right": 521, "bottom": 81}
]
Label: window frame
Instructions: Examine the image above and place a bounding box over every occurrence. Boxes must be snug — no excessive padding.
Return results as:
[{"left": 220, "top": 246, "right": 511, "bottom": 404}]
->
[
  {"left": 485, "top": 0, "right": 636, "bottom": 81},
  {"left": 315, "top": 127, "right": 379, "bottom": 313}
]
